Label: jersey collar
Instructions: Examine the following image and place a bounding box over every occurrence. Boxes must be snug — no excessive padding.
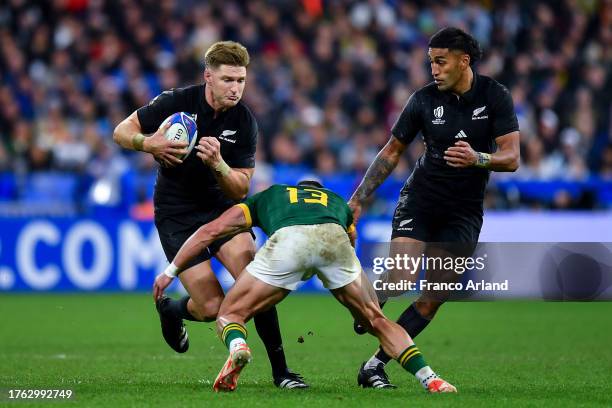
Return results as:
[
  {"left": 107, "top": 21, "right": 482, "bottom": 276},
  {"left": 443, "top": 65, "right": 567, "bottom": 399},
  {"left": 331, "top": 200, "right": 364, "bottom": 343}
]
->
[
  {"left": 441, "top": 73, "right": 479, "bottom": 104},
  {"left": 200, "top": 84, "right": 215, "bottom": 115},
  {"left": 460, "top": 72, "right": 479, "bottom": 103}
]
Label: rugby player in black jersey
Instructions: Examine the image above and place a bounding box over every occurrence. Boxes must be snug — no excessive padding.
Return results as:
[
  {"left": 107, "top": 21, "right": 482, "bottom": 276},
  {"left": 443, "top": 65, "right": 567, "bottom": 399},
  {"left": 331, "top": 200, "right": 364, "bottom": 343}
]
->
[
  {"left": 113, "top": 41, "right": 306, "bottom": 389},
  {"left": 349, "top": 27, "right": 520, "bottom": 388}
]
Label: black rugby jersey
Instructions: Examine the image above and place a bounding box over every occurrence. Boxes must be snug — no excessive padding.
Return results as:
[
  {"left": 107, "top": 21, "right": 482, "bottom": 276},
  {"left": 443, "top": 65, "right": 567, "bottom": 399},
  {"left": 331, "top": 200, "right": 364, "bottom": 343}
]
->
[
  {"left": 137, "top": 85, "right": 257, "bottom": 216},
  {"left": 392, "top": 74, "right": 518, "bottom": 208}
]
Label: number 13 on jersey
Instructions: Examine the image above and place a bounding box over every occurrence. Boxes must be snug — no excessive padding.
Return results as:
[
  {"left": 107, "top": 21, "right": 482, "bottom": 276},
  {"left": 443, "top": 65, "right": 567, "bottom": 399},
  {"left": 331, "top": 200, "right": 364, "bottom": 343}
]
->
[{"left": 286, "top": 187, "right": 328, "bottom": 206}]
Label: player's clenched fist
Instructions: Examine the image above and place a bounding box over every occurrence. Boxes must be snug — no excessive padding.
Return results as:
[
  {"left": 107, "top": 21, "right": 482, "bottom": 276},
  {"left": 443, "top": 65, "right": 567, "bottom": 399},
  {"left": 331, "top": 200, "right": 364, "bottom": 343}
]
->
[{"left": 196, "top": 137, "right": 222, "bottom": 167}]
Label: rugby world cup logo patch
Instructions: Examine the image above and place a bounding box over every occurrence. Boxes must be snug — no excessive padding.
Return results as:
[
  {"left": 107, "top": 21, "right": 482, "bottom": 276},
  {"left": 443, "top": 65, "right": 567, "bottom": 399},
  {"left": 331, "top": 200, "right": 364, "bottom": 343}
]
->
[
  {"left": 434, "top": 106, "right": 444, "bottom": 118},
  {"left": 432, "top": 105, "right": 445, "bottom": 125}
]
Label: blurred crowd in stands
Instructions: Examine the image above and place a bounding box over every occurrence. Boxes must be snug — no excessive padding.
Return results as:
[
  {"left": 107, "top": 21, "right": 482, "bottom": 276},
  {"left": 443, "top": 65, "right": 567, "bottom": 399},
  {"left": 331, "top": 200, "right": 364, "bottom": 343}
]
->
[{"left": 0, "top": 0, "right": 611, "bottom": 214}]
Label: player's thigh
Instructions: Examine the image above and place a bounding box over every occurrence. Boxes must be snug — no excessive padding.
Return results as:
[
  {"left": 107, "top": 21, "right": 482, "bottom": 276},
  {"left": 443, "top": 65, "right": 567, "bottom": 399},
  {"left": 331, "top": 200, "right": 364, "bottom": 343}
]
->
[
  {"left": 389, "top": 236, "right": 427, "bottom": 278},
  {"left": 390, "top": 236, "right": 427, "bottom": 256},
  {"left": 178, "top": 260, "right": 224, "bottom": 308},
  {"left": 215, "top": 231, "right": 256, "bottom": 279},
  {"left": 218, "top": 271, "right": 290, "bottom": 323},
  {"left": 422, "top": 210, "right": 482, "bottom": 299},
  {"left": 330, "top": 275, "right": 384, "bottom": 324},
  {"left": 374, "top": 236, "right": 427, "bottom": 299},
  {"left": 419, "top": 243, "right": 470, "bottom": 305}
]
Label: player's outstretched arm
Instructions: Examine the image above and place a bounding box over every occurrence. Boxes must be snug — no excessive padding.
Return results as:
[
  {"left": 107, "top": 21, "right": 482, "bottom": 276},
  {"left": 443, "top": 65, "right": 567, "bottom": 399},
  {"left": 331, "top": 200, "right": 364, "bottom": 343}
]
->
[
  {"left": 348, "top": 136, "right": 407, "bottom": 223},
  {"left": 175, "top": 205, "right": 248, "bottom": 268},
  {"left": 113, "top": 111, "right": 188, "bottom": 167},
  {"left": 195, "top": 137, "right": 254, "bottom": 200},
  {"left": 152, "top": 206, "right": 248, "bottom": 300}
]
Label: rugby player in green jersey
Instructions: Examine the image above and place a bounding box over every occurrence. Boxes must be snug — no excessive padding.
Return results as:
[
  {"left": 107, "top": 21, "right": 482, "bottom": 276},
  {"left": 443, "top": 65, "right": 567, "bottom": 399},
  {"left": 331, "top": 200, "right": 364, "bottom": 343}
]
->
[{"left": 153, "top": 181, "right": 456, "bottom": 393}]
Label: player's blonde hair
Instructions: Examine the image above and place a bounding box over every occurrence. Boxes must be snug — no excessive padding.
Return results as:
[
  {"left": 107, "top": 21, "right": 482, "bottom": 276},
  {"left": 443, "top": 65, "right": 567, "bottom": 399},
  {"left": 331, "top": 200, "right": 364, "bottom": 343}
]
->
[{"left": 204, "top": 41, "right": 250, "bottom": 69}]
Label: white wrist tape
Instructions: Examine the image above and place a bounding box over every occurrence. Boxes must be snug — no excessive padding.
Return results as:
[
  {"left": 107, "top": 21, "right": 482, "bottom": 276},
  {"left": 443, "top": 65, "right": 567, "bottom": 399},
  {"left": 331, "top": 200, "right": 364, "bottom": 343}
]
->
[
  {"left": 214, "top": 159, "right": 231, "bottom": 177},
  {"left": 475, "top": 152, "right": 492, "bottom": 168},
  {"left": 163, "top": 262, "right": 180, "bottom": 278}
]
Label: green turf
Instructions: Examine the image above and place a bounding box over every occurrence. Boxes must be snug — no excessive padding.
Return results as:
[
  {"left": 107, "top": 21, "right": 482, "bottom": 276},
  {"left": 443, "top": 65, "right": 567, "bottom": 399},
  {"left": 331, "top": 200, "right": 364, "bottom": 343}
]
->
[{"left": 1, "top": 294, "right": 611, "bottom": 407}]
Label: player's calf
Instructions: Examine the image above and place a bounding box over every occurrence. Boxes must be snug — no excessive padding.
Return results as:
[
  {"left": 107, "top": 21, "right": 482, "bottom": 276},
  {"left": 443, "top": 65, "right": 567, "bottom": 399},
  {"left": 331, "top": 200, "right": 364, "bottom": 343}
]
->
[
  {"left": 189, "top": 296, "right": 223, "bottom": 322},
  {"left": 414, "top": 299, "right": 443, "bottom": 320},
  {"left": 364, "top": 301, "right": 433, "bottom": 367}
]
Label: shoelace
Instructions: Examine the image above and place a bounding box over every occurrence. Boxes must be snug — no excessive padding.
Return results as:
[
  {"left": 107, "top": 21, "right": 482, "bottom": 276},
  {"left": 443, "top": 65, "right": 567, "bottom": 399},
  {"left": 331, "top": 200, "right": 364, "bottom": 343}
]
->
[{"left": 286, "top": 373, "right": 304, "bottom": 381}]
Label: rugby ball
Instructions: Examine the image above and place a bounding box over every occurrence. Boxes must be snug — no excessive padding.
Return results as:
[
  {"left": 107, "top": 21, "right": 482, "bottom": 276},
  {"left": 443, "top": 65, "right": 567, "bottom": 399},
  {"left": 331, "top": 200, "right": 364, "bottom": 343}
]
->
[{"left": 159, "top": 112, "right": 198, "bottom": 159}]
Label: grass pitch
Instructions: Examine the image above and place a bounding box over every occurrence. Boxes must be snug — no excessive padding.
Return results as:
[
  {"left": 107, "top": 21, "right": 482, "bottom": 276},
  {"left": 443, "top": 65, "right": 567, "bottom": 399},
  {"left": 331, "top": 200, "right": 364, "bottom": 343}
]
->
[{"left": 1, "top": 294, "right": 611, "bottom": 407}]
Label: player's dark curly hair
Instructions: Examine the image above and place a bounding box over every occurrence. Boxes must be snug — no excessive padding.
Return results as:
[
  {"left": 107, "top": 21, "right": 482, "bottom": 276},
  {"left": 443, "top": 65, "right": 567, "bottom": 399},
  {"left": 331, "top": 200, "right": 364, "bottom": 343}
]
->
[{"left": 428, "top": 27, "right": 483, "bottom": 65}]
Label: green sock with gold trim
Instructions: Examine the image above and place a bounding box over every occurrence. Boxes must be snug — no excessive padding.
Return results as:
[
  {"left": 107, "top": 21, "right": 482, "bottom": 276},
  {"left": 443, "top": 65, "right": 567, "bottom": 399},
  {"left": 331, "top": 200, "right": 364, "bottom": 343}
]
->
[
  {"left": 397, "top": 345, "right": 438, "bottom": 388},
  {"left": 397, "top": 345, "right": 426, "bottom": 375},
  {"left": 221, "top": 323, "right": 248, "bottom": 350}
]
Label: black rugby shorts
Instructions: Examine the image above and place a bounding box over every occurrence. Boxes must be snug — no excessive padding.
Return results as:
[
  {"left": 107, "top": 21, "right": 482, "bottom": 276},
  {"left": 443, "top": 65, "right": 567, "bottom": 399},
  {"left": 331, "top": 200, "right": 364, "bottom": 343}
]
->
[
  {"left": 391, "top": 193, "right": 483, "bottom": 255},
  {"left": 155, "top": 210, "right": 253, "bottom": 269}
]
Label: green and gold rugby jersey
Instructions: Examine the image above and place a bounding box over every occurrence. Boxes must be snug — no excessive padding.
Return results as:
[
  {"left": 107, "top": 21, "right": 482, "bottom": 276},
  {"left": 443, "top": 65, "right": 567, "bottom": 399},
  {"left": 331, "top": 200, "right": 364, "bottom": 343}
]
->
[{"left": 237, "top": 184, "right": 355, "bottom": 237}]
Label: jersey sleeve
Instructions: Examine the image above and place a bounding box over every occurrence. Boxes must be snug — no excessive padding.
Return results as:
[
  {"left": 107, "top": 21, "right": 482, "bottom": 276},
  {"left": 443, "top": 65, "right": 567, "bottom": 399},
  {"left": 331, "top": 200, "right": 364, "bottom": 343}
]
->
[
  {"left": 239, "top": 191, "right": 262, "bottom": 227},
  {"left": 391, "top": 92, "right": 423, "bottom": 145},
  {"left": 490, "top": 84, "right": 519, "bottom": 139},
  {"left": 137, "top": 89, "right": 188, "bottom": 134},
  {"left": 225, "top": 108, "right": 258, "bottom": 169},
  {"left": 345, "top": 204, "right": 355, "bottom": 231}
]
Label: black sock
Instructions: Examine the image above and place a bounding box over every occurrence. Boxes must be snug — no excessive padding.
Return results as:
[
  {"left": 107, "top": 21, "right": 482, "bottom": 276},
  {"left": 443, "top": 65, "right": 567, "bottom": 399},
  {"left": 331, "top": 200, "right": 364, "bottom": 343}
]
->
[
  {"left": 162, "top": 296, "right": 198, "bottom": 321},
  {"left": 375, "top": 303, "right": 432, "bottom": 364},
  {"left": 253, "top": 306, "right": 288, "bottom": 378}
]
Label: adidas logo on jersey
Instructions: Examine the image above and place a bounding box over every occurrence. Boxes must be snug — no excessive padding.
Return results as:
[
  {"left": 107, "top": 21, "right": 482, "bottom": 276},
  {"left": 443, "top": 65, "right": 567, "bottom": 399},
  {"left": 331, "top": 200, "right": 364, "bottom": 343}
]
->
[{"left": 455, "top": 130, "right": 468, "bottom": 139}]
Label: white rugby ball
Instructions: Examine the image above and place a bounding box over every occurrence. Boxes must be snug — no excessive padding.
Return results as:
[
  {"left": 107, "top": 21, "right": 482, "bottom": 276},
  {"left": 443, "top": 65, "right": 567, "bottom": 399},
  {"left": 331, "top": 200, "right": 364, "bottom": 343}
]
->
[{"left": 159, "top": 112, "right": 198, "bottom": 159}]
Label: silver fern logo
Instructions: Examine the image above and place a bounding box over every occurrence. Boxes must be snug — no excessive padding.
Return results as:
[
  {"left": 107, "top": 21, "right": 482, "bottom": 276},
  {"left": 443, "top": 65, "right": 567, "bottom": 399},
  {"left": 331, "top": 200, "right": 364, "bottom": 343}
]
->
[
  {"left": 221, "top": 130, "right": 237, "bottom": 137},
  {"left": 219, "top": 129, "right": 238, "bottom": 143},
  {"left": 472, "top": 105, "right": 488, "bottom": 120},
  {"left": 399, "top": 219, "right": 413, "bottom": 227},
  {"left": 398, "top": 218, "right": 414, "bottom": 231}
]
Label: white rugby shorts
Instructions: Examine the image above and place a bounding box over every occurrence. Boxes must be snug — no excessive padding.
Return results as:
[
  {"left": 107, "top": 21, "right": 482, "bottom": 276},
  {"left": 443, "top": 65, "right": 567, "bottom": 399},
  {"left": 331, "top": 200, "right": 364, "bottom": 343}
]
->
[{"left": 246, "top": 223, "right": 361, "bottom": 291}]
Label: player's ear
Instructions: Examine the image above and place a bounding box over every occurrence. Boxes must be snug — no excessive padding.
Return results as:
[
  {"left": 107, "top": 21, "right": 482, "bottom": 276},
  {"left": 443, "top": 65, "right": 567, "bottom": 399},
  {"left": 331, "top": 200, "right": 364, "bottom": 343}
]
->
[
  {"left": 461, "top": 53, "right": 470, "bottom": 70},
  {"left": 204, "top": 68, "right": 212, "bottom": 85}
]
